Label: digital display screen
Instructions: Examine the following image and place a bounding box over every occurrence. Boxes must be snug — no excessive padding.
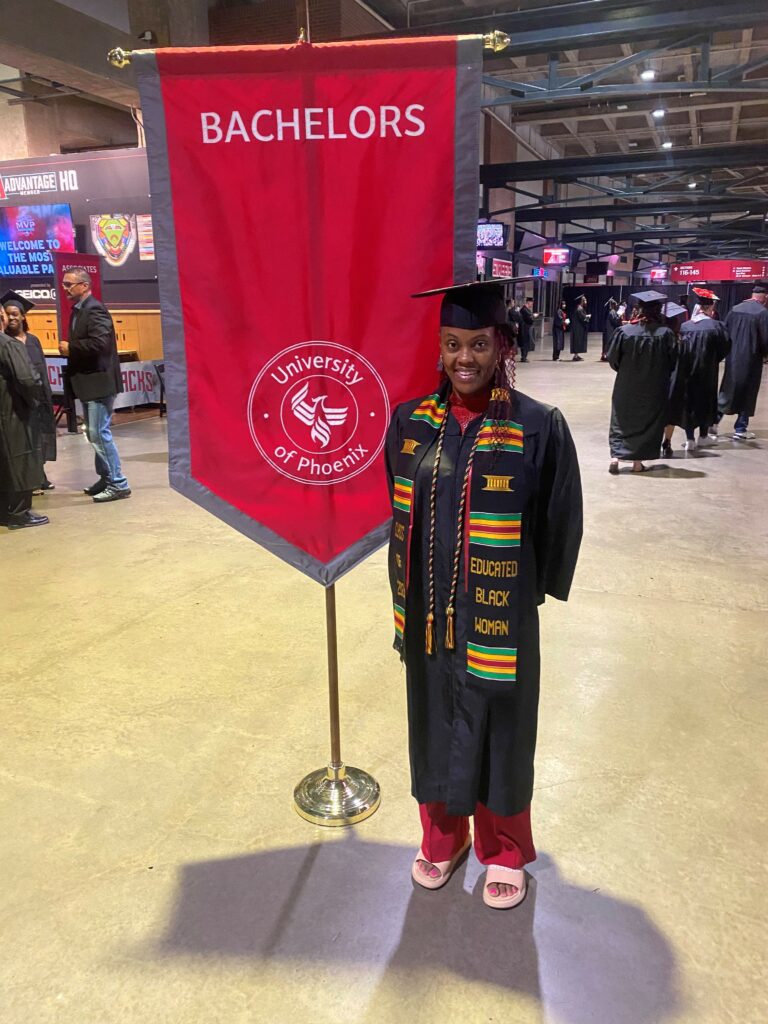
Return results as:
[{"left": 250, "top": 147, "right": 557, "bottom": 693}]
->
[
  {"left": 477, "top": 222, "right": 507, "bottom": 249},
  {"left": 542, "top": 246, "right": 571, "bottom": 266},
  {"left": 0, "top": 204, "right": 75, "bottom": 277},
  {"left": 650, "top": 266, "right": 668, "bottom": 281}
]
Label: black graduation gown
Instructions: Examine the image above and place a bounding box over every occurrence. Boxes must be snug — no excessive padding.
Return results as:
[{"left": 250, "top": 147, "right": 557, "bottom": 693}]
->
[
  {"left": 570, "top": 307, "right": 589, "bottom": 353},
  {"left": 670, "top": 316, "right": 730, "bottom": 431},
  {"left": 519, "top": 306, "right": 535, "bottom": 357},
  {"left": 719, "top": 300, "right": 768, "bottom": 417},
  {"left": 552, "top": 309, "right": 567, "bottom": 356},
  {"left": 607, "top": 323, "right": 678, "bottom": 460},
  {"left": 603, "top": 310, "right": 622, "bottom": 355},
  {"left": 0, "top": 333, "right": 44, "bottom": 494},
  {"left": 507, "top": 308, "right": 523, "bottom": 347},
  {"left": 385, "top": 391, "right": 583, "bottom": 817},
  {"left": 22, "top": 333, "right": 57, "bottom": 463}
]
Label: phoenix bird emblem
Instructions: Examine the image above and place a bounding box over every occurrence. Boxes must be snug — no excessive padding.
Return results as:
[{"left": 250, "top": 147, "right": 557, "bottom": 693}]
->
[{"left": 291, "top": 382, "right": 349, "bottom": 449}]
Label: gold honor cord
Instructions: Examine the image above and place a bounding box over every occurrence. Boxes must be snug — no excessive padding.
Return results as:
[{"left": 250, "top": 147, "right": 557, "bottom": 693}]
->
[{"left": 107, "top": 32, "right": 510, "bottom": 67}]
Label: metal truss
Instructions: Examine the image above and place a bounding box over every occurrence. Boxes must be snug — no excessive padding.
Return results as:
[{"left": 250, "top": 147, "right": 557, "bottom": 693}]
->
[
  {"left": 393, "top": 0, "right": 765, "bottom": 56},
  {"left": 481, "top": 146, "right": 768, "bottom": 187},
  {"left": 513, "top": 199, "right": 768, "bottom": 223},
  {"left": 482, "top": 33, "right": 768, "bottom": 108}
]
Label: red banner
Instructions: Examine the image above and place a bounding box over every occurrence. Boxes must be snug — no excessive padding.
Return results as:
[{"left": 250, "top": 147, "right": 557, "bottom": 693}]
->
[
  {"left": 52, "top": 251, "right": 102, "bottom": 340},
  {"left": 134, "top": 39, "right": 481, "bottom": 584},
  {"left": 669, "top": 259, "right": 768, "bottom": 283}
]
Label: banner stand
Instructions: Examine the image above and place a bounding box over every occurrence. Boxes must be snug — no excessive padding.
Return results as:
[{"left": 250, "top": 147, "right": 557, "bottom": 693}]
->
[{"left": 293, "top": 584, "right": 381, "bottom": 826}]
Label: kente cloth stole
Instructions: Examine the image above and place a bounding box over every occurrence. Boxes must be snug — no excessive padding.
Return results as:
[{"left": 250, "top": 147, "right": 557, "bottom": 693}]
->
[{"left": 390, "top": 392, "right": 526, "bottom": 692}]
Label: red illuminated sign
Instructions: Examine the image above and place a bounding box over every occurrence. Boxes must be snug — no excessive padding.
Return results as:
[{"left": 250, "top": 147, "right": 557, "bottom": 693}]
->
[
  {"left": 542, "top": 246, "right": 570, "bottom": 266},
  {"left": 649, "top": 267, "right": 667, "bottom": 281},
  {"left": 492, "top": 258, "right": 514, "bottom": 278},
  {"left": 669, "top": 260, "right": 768, "bottom": 283}
]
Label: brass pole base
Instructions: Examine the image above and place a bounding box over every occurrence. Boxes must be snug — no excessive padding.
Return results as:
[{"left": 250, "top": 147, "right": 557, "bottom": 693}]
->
[{"left": 293, "top": 763, "right": 380, "bottom": 827}]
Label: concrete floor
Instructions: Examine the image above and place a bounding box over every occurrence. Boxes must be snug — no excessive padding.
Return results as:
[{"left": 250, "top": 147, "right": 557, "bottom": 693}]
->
[{"left": 2, "top": 348, "right": 766, "bottom": 1024}]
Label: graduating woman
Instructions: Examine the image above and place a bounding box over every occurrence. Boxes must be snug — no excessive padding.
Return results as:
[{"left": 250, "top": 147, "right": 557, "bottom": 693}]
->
[
  {"left": 552, "top": 299, "right": 568, "bottom": 361},
  {"left": 607, "top": 291, "right": 678, "bottom": 474},
  {"left": 672, "top": 290, "right": 730, "bottom": 451},
  {"left": 602, "top": 298, "right": 622, "bottom": 362},
  {"left": 385, "top": 281, "right": 582, "bottom": 910},
  {"left": 2, "top": 292, "right": 57, "bottom": 489},
  {"left": 570, "top": 295, "right": 590, "bottom": 361}
]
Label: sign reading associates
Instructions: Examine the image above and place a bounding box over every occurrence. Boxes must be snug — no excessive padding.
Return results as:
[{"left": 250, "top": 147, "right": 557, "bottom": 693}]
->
[{"left": 133, "top": 38, "right": 482, "bottom": 585}]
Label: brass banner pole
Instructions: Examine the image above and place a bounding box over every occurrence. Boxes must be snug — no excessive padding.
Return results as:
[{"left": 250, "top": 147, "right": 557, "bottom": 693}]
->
[{"left": 293, "top": 584, "right": 381, "bottom": 825}]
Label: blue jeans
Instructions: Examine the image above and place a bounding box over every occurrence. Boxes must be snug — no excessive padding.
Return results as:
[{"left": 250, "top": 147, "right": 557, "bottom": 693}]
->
[
  {"left": 735, "top": 413, "right": 750, "bottom": 432},
  {"left": 83, "top": 397, "right": 129, "bottom": 489}
]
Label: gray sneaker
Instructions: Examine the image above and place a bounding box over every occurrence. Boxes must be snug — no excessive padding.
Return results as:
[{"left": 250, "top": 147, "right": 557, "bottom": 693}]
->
[
  {"left": 93, "top": 486, "right": 132, "bottom": 503},
  {"left": 733, "top": 431, "right": 756, "bottom": 440}
]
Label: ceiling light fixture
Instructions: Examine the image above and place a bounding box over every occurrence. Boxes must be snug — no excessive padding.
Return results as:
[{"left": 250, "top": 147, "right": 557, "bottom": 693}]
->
[
  {"left": 662, "top": 141, "right": 673, "bottom": 150},
  {"left": 617, "top": 104, "right": 629, "bottom": 111},
  {"left": 652, "top": 108, "right": 666, "bottom": 119},
  {"left": 641, "top": 69, "right": 657, "bottom": 82},
  {"left": 688, "top": 182, "right": 697, "bottom": 189}
]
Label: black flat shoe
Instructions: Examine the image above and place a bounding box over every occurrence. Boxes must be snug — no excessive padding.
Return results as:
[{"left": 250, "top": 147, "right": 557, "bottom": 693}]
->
[
  {"left": 6, "top": 510, "right": 49, "bottom": 529},
  {"left": 41, "top": 480, "right": 55, "bottom": 490},
  {"left": 661, "top": 442, "right": 673, "bottom": 458},
  {"left": 84, "top": 479, "right": 109, "bottom": 496},
  {"left": 609, "top": 462, "right": 619, "bottom": 475}
]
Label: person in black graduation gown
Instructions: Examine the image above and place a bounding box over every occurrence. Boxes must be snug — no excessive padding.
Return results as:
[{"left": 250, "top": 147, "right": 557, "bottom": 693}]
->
[
  {"left": 570, "top": 295, "right": 590, "bottom": 361},
  {"left": 607, "top": 291, "right": 678, "bottom": 474},
  {"left": 385, "top": 280, "right": 582, "bottom": 910},
  {"left": 552, "top": 300, "right": 568, "bottom": 360},
  {"left": 3, "top": 292, "right": 57, "bottom": 489},
  {"left": 0, "top": 306, "right": 47, "bottom": 528},
  {"left": 660, "top": 301, "right": 690, "bottom": 457},
  {"left": 518, "top": 297, "right": 536, "bottom": 362},
  {"left": 672, "top": 290, "right": 730, "bottom": 451},
  {"left": 602, "top": 298, "right": 622, "bottom": 362},
  {"left": 505, "top": 299, "right": 522, "bottom": 349},
  {"left": 714, "top": 283, "right": 768, "bottom": 440}
]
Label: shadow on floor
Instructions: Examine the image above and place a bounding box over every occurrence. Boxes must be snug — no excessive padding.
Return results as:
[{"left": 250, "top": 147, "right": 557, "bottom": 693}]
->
[
  {"left": 142, "top": 836, "right": 682, "bottom": 1024},
  {"left": 645, "top": 466, "right": 708, "bottom": 479}
]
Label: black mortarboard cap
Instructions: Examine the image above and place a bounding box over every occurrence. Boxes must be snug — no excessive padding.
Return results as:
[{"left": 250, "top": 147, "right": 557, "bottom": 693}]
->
[
  {"left": 1, "top": 290, "right": 35, "bottom": 313},
  {"left": 751, "top": 283, "right": 768, "bottom": 294},
  {"left": 630, "top": 289, "right": 668, "bottom": 304},
  {"left": 412, "top": 278, "right": 527, "bottom": 330},
  {"left": 665, "top": 302, "right": 688, "bottom": 319}
]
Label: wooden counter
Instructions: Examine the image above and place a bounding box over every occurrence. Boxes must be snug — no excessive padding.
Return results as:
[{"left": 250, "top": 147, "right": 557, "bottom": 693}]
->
[{"left": 27, "top": 309, "right": 164, "bottom": 361}]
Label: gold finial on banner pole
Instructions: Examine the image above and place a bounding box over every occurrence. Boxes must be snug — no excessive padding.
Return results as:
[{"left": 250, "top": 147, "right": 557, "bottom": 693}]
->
[
  {"left": 293, "top": 584, "right": 381, "bottom": 826},
  {"left": 108, "top": 47, "right": 133, "bottom": 68},
  {"left": 483, "top": 30, "right": 511, "bottom": 53}
]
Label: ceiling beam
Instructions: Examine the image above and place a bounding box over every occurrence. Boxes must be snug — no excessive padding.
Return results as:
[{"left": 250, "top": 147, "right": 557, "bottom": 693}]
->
[
  {"left": 481, "top": 144, "right": 768, "bottom": 185},
  {"left": 386, "top": 0, "right": 765, "bottom": 56},
  {"left": 514, "top": 199, "right": 768, "bottom": 222},
  {"left": 562, "top": 226, "right": 768, "bottom": 242}
]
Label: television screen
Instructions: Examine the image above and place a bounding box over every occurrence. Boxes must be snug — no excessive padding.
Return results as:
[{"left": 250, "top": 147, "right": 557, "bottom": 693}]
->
[
  {"left": 650, "top": 266, "right": 667, "bottom": 281},
  {"left": 542, "top": 246, "right": 571, "bottom": 266},
  {"left": 0, "top": 204, "right": 75, "bottom": 277},
  {"left": 477, "top": 222, "right": 508, "bottom": 249}
]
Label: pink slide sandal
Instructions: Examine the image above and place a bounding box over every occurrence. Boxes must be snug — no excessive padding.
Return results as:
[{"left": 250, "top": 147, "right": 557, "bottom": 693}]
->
[
  {"left": 411, "top": 837, "right": 471, "bottom": 890},
  {"left": 483, "top": 866, "right": 527, "bottom": 909}
]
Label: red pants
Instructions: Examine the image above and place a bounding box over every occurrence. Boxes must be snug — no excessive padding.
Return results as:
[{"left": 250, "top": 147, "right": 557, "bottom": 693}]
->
[{"left": 419, "top": 801, "right": 536, "bottom": 870}]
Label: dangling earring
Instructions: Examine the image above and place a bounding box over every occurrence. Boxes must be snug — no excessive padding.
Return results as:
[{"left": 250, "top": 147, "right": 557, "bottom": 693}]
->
[{"left": 436, "top": 355, "right": 444, "bottom": 372}]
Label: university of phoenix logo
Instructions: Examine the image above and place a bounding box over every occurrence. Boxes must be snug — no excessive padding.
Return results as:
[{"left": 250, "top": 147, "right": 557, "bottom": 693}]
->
[{"left": 247, "top": 341, "right": 390, "bottom": 486}]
